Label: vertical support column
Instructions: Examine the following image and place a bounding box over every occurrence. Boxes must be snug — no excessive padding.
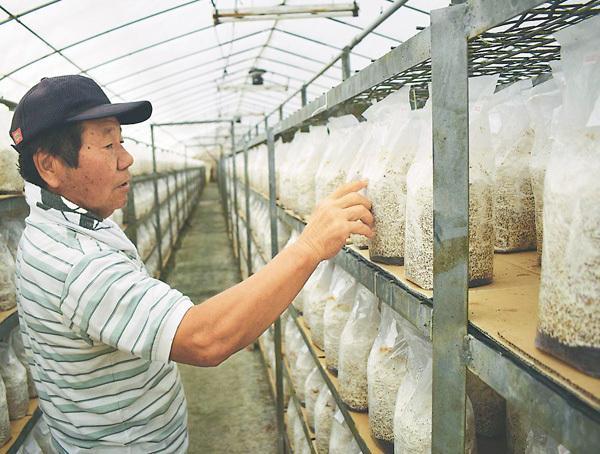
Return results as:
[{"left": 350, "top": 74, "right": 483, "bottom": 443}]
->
[
  {"left": 150, "top": 125, "right": 163, "bottom": 273},
  {"left": 243, "top": 137, "right": 253, "bottom": 276},
  {"left": 220, "top": 149, "right": 230, "bottom": 236},
  {"left": 266, "top": 119, "right": 285, "bottom": 454},
  {"left": 231, "top": 123, "right": 242, "bottom": 271},
  {"left": 341, "top": 46, "right": 351, "bottom": 80},
  {"left": 431, "top": 4, "right": 469, "bottom": 454},
  {"left": 183, "top": 145, "right": 189, "bottom": 220},
  {"left": 301, "top": 85, "right": 307, "bottom": 107},
  {"left": 124, "top": 179, "right": 138, "bottom": 246},
  {"left": 278, "top": 105, "right": 284, "bottom": 122}
]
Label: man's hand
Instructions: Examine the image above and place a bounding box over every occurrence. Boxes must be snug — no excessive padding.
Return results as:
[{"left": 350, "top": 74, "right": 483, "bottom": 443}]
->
[{"left": 296, "top": 180, "right": 374, "bottom": 261}]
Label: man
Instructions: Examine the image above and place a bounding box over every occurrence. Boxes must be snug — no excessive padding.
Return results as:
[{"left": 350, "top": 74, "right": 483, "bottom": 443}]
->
[{"left": 9, "top": 75, "right": 374, "bottom": 453}]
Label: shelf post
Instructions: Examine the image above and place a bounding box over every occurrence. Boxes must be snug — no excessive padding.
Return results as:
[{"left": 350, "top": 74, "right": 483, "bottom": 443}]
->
[
  {"left": 231, "top": 123, "right": 242, "bottom": 271},
  {"left": 266, "top": 118, "right": 285, "bottom": 454},
  {"left": 301, "top": 85, "right": 307, "bottom": 106},
  {"left": 150, "top": 125, "right": 164, "bottom": 273},
  {"left": 243, "top": 135, "right": 253, "bottom": 276},
  {"left": 431, "top": 4, "right": 469, "bottom": 454},
  {"left": 341, "top": 46, "right": 351, "bottom": 80}
]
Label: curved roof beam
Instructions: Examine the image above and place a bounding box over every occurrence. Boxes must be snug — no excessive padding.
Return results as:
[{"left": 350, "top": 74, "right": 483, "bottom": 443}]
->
[
  {"left": 82, "top": 23, "right": 215, "bottom": 74},
  {"left": 0, "top": 0, "right": 201, "bottom": 81},
  {"left": 0, "top": 0, "right": 61, "bottom": 26},
  {"left": 102, "top": 28, "right": 271, "bottom": 86},
  {"left": 118, "top": 45, "right": 264, "bottom": 96}
]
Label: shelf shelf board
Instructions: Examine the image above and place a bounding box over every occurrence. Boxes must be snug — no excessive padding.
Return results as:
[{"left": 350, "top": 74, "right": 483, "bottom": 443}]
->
[
  {"left": 1, "top": 399, "right": 40, "bottom": 454},
  {"left": 290, "top": 310, "right": 387, "bottom": 454},
  {"left": 0, "top": 308, "right": 18, "bottom": 341}
]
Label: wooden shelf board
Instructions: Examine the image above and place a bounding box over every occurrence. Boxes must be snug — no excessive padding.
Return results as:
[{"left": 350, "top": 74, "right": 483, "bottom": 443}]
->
[
  {"left": 353, "top": 247, "right": 600, "bottom": 409},
  {"left": 0, "top": 308, "right": 17, "bottom": 326},
  {"left": 295, "top": 316, "right": 387, "bottom": 454},
  {"left": 0, "top": 399, "right": 39, "bottom": 454}
]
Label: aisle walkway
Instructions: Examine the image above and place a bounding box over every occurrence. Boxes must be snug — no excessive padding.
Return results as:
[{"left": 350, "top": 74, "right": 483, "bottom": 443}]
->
[{"left": 163, "top": 182, "right": 278, "bottom": 454}]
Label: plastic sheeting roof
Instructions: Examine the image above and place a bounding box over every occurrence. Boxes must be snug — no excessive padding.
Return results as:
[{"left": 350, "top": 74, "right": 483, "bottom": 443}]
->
[{"left": 0, "top": 0, "right": 447, "bottom": 159}]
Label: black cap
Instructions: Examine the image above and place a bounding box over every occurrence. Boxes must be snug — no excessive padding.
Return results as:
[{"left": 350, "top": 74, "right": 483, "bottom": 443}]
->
[{"left": 9, "top": 75, "right": 152, "bottom": 152}]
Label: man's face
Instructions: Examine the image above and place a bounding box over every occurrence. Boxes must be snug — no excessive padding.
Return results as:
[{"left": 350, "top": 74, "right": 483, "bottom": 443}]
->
[{"left": 58, "top": 117, "right": 133, "bottom": 219}]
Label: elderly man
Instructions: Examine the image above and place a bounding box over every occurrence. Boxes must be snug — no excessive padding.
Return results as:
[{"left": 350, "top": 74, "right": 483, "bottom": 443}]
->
[{"left": 9, "top": 75, "right": 373, "bottom": 453}]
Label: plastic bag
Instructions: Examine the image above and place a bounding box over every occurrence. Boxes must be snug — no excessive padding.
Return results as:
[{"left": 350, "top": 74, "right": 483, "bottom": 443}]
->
[
  {"left": 0, "top": 341, "right": 29, "bottom": 420},
  {"left": 314, "top": 384, "right": 336, "bottom": 454},
  {"left": 526, "top": 72, "right": 562, "bottom": 264},
  {"left": 315, "top": 115, "right": 360, "bottom": 206},
  {"left": 10, "top": 327, "right": 37, "bottom": 398},
  {"left": 0, "top": 147, "right": 24, "bottom": 193},
  {"left": 0, "top": 219, "right": 25, "bottom": 260},
  {"left": 0, "top": 374, "right": 10, "bottom": 447},
  {"left": 17, "top": 432, "right": 43, "bottom": 454},
  {"left": 329, "top": 409, "right": 362, "bottom": 454},
  {"left": 490, "top": 79, "right": 537, "bottom": 252},
  {"left": 324, "top": 268, "right": 357, "bottom": 372},
  {"left": 32, "top": 417, "right": 54, "bottom": 454},
  {"left": 394, "top": 333, "right": 477, "bottom": 454},
  {"left": 405, "top": 76, "right": 497, "bottom": 290},
  {"left": 305, "top": 261, "right": 336, "bottom": 349},
  {"left": 365, "top": 100, "right": 421, "bottom": 265},
  {"left": 304, "top": 367, "right": 325, "bottom": 430},
  {"left": 295, "top": 126, "right": 329, "bottom": 218},
  {"left": 535, "top": 14, "right": 600, "bottom": 377},
  {"left": 524, "top": 427, "right": 570, "bottom": 454},
  {"left": 466, "top": 371, "right": 505, "bottom": 437},
  {"left": 0, "top": 233, "right": 16, "bottom": 311},
  {"left": 0, "top": 264, "right": 15, "bottom": 312},
  {"left": 292, "top": 344, "right": 314, "bottom": 404},
  {"left": 343, "top": 123, "right": 372, "bottom": 249},
  {"left": 367, "top": 305, "right": 410, "bottom": 442},
  {"left": 287, "top": 400, "right": 299, "bottom": 452},
  {"left": 281, "top": 132, "right": 310, "bottom": 211},
  {"left": 338, "top": 286, "right": 380, "bottom": 411}
]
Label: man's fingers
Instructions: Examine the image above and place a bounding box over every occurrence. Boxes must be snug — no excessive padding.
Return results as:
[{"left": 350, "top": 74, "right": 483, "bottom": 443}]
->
[
  {"left": 349, "top": 220, "right": 374, "bottom": 239},
  {"left": 337, "top": 192, "right": 372, "bottom": 210},
  {"left": 330, "top": 180, "right": 368, "bottom": 199},
  {"left": 344, "top": 205, "right": 374, "bottom": 228}
]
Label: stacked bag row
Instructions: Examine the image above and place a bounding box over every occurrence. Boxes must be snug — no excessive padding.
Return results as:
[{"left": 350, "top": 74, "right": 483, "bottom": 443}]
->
[
  {"left": 284, "top": 252, "right": 572, "bottom": 453},
  {"left": 235, "top": 15, "right": 600, "bottom": 378}
]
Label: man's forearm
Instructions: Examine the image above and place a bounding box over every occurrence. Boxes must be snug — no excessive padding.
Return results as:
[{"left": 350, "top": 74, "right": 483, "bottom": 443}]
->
[{"left": 171, "top": 241, "right": 320, "bottom": 366}]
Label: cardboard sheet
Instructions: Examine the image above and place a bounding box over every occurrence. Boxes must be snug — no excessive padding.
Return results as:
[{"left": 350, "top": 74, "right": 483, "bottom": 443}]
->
[{"left": 354, "top": 246, "right": 600, "bottom": 409}]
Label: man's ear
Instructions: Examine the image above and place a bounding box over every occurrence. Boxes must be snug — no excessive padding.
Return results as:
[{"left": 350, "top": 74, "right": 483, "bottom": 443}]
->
[{"left": 33, "top": 149, "right": 64, "bottom": 189}]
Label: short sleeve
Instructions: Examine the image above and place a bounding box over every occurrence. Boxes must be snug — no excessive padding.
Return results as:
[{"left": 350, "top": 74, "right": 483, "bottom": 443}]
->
[{"left": 60, "top": 250, "right": 193, "bottom": 363}]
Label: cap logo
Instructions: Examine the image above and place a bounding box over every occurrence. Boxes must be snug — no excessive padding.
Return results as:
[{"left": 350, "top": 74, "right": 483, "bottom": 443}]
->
[{"left": 11, "top": 128, "right": 23, "bottom": 145}]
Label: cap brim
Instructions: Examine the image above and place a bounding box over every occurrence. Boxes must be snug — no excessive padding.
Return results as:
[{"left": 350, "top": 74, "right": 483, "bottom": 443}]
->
[{"left": 66, "top": 100, "right": 152, "bottom": 125}]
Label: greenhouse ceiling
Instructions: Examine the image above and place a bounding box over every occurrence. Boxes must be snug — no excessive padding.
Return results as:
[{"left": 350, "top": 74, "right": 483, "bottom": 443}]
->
[{"left": 0, "top": 0, "right": 447, "bottom": 160}]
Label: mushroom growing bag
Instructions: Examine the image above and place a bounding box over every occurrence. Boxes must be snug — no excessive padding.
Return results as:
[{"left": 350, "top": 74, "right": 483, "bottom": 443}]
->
[
  {"left": 0, "top": 341, "right": 29, "bottom": 420},
  {"left": 526, "top": 72, "right": 562, "bottom": 264},
  {"left": 295, "top": 126, "right": 329, "bottom": 218},
  {"left": 315, "top": 115, "right": 360, "bottom": 206},
  {"left": 367, "top": 305, "right": 410, "bottom": 442},
  {"left": 324, "top": 268, "right": 357, "bottom": 372},
  {"left": 405, "top": 76, "right": 497, "bottom": 290},
  {"left": 314, "top": 384, "right": 336, "bottom": 454},
  {"left": 292, "top": 344, "right": 314, "bottom": 404},
  {"left": 490, "top": 79, "right": 537, "bottom": 252},
  {"left": 363, "top": 87, "right": 420, "bottom": 265},
  {"left": 0, "top": 233, "right": 16, "bottom": 311},
  {"left": 10, "top": 327, "right": 37, "bottom": 399},
  {"left": 394, "top": 331, "right": 477, "bottom": 454},
  {"left": 329, "top": 408, "right": 362, "bottom": 454},
  {"left": 305, "top": 366, "right": 325, "bottom": 430},
  {"left": 305, "top": 261, "right": 336, "bottom": 349},
  {"left": 338, "top": 285, "right": 380, "bottom": 411},
  {"left": 535, "top": 14, "right": 600, "bottom": 377}
]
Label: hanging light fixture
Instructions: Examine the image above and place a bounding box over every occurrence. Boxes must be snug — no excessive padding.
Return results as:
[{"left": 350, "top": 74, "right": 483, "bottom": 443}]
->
[{"left": 213, "top": 2, "right": 359, "bottom": 24}]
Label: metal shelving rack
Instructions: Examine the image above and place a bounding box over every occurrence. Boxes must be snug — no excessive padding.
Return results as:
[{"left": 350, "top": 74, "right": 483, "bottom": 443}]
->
[{"left": 220, "top": 1, "right": 600, "bottom": 453}]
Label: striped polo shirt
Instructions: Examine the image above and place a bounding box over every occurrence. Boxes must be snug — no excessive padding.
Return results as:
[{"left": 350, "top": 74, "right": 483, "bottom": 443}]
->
[{"left": 15, "top": 183, "right": 193, "bottom": 453}]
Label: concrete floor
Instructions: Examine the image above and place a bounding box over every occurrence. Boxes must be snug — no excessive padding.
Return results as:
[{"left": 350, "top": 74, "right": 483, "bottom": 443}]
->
[{"left": 163, "top": 183, "right": 278, "bottom": 454}]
